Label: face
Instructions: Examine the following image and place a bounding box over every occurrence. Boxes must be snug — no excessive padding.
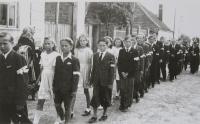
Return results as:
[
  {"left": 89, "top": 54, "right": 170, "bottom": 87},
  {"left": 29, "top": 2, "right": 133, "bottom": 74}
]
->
[
  {"left": 60, "top": 40, "right": 72, "bottom": 54},
  {"left": 131, "top": 38, "right": 137, "bottom": 46},
  {"left": 105, "top": 38, "right": 112, "bottom": 47},
  {"left": 115, "top": 39, "right": 122, "bottom": 47},
  {"left": 137, "top": 36, "right": 144, "bottom": 44},
  {"left": 123, "top": 39, "right": 132, "bottom": 48},
  {"left": 0, "top": 35, "right": 13, "bottom": 54},
  {"left": 98, "top": 41, "right": 108, "bottom": 52},
  {"left": 148, "top": 36, "right": 156, "bottom": 44},
  {"left": 79, "top": 36, "right": 88, "bottom": 47},
  {"left": 43, "top": 39, "right": 54, "bottom": 51}
]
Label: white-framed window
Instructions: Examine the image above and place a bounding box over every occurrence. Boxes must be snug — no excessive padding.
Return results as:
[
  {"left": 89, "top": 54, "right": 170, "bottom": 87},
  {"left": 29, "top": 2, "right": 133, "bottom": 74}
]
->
[{"left": 0, "top": 2, "right": 18, "bottom": 28}]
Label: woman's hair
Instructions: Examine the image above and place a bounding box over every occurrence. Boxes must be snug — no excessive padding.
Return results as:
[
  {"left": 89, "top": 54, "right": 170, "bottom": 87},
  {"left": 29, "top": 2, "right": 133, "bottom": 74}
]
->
[
  {"left": 104, "top": 36, "right": 113, "bottom": 48},
  {"left": 43, "top": 37, "right": 57, "bottom": 51},
  {"left": 20, "top": 26, "right": 35, "bottom": 41},
  {"left": 76, "top": 34, "right": 90, "bottom": 48},
  {"left": 113, "top": 37, "right": 123, "bottom": 47}
]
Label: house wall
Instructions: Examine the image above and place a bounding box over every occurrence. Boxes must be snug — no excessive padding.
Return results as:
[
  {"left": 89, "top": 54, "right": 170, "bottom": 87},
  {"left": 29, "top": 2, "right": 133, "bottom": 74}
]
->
[
  {"left": 0, "top": 0, "right": 45, "bottom": 46},
  {"left": 132, "top": 3, "right": 158, "bottom": 32},
  {"left": 158, "top": 30, "right": 173, "bottom": 40}
]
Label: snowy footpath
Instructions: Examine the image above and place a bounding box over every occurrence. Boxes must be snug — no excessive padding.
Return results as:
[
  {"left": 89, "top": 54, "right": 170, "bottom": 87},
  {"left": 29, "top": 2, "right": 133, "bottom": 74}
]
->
[{"left": 28, "top": 71, "right": 200, "bottom": 124}]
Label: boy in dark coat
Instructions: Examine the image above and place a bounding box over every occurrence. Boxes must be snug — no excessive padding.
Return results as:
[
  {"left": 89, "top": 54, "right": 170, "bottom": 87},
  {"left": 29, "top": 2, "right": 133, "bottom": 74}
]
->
[
  {"left": 118, "top": 35, "right": 139, "bottom": 112},
  {"left": 0, "top": 32, "right": 31, "bottom": 124},
  {"left": 53, "top": 38, "right": 80, "bottom": 124},
  {"left": 88, "top": 39, "right": 115, "bottom": 123}
]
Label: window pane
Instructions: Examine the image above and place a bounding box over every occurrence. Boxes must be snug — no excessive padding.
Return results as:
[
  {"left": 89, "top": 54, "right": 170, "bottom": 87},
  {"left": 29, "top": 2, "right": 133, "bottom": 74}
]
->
[
  {"left": 0, "top": 4, "right": 7, "bottom": 25},
  {"left": 59, "top": 3, "right": 73, "bottom": 24},
  {"left": 45, "top": 2, "right": 57, "bottom": 23},
  {"left": 9, "top": 4, "right": 15, "bottom": 26}
]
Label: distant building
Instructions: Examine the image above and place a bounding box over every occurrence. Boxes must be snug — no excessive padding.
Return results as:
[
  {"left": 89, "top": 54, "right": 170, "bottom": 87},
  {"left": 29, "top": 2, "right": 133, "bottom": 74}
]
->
[{"left": 131, "top": 2, "right": 173, "bottom": 39}]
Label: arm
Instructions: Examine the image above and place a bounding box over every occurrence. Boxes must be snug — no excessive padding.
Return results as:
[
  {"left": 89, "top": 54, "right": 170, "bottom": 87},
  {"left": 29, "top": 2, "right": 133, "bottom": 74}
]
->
[
  {"left": 15, "top": 55, "right": 28, "bottom": 106},
  {"left": 71, "top": 58, "right": 80, "bottom": 93},
  {"left": 109, "top": 55, "right": 115, "bottom": 85}
]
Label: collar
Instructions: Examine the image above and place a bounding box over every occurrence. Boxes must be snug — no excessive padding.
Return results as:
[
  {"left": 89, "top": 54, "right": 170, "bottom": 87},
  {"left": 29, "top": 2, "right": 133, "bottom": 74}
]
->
[
  {"left": 125, "top": 46, "right": 132, "bottom": 52},
  {"left": 3, "top": 49, "right": 12, "bottom": 59},
  {"left": 99, "top": 51, "right": 107, "bottom": 60},
  {"left": 61, "top": 52, "right": 72, "bottom": 61},
  {"left": 133, "top": 43, "right": 137, "bottom": 49}
]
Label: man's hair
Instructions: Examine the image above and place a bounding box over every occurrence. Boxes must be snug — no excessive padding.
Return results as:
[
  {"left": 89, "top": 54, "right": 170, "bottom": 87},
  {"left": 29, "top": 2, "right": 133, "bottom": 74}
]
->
[
  {"left": 0, "top": 32, "right": 14, "bottom": 43},
  {"left": 60, "top": 37, "right": 74, "bottom": 46},
  {"left": 98, "top": 39, "right": 108, "bottom": 45}
]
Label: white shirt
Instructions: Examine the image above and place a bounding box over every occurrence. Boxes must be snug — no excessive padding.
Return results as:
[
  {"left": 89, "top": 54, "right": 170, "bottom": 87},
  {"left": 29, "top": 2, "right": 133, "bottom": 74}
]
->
[
  {"left": 125, "top": 46, "right": 132, "bottom": 52},
  {"left": 61, "top": 52, "right": 72, "bottom": 61},
  {"left": 3, "top": 49, "right": 12, "bottom": 59},
  {"left": 99, "top": 51, "right": 107, "bottom": 60}
]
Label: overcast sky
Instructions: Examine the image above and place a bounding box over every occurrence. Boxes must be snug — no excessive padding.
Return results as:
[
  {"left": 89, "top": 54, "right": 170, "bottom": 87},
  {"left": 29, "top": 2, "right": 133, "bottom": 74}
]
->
[{"left": 138, "top": 0, "right": 200, "bottom": 38}]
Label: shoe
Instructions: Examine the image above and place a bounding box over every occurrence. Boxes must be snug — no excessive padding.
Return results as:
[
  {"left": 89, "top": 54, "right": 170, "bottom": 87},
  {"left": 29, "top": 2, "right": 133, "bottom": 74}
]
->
[
  {"left": 120, "top": 108, "right": 128, "bottom": 112},
  {"left": 136, "top": 98, "right": 140, "bottom": 103},
  {"left": 99, "top": 115, "right": 108, "bottom": 121},
  {"left": 81, "top": 109, "right": 91, "bottom": 116},
  {"left": 114, "top": 96, "right": 120, "bottom": 100},
  {"left": 140, "top": 94, "right": 144, "bottom": 98},
  {"left": 88, "top": 117, "right": 97, "bottom": 123},
  {"left": 71, "top": 112, "right": 75, "bottom": 118},
  {"left": 98, "top": 106, "right": 103, "bottom": 110}
]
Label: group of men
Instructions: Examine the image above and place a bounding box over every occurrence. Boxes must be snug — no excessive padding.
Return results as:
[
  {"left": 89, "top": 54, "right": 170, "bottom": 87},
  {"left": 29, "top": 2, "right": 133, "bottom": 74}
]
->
[{"left": 132, "top": 34, "right": 200, "bottom": 103}]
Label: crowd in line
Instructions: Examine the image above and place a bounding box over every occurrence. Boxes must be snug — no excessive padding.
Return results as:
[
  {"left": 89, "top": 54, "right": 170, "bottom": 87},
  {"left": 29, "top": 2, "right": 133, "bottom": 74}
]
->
[{"left": 0, "top": 26, "right": 199, "bottom": 124}]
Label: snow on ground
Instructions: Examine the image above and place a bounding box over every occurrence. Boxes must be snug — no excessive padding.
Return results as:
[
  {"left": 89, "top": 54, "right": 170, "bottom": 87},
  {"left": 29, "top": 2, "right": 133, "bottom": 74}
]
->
[{"left": 28, "top": 70, "right": 200, "bottom": 124}]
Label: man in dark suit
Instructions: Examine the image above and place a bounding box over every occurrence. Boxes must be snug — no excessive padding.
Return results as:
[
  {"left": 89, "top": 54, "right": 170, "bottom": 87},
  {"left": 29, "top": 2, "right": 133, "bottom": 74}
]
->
[
  {"left": 149, "top": 35, "right": 160, "bottom": 87},
  {"left": 158, "top": 37, "right": 167, "bottom": 81},
  {"left": 132, "top": 36, "right": 144, "bottom": 102},
  {"left": 168, "top": 39, "right": 178, "bottom": 81},
  {"left": 89, "top": 39, "right": 115, "bottom": 123},
  {"left": 189, "top": 39, "right": 200, "bottom": 74},
  {"left": 118, "top": 35, "right": 139, "bottom": 112},
  {"left": 0, "top": 32, "right": 31, "bottom": 124}
]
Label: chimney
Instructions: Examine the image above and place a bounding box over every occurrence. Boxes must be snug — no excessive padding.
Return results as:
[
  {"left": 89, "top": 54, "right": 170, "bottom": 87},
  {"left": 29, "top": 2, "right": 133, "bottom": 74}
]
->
[{"left": 158, "top": 4, "right": 163, "bottom": 21}]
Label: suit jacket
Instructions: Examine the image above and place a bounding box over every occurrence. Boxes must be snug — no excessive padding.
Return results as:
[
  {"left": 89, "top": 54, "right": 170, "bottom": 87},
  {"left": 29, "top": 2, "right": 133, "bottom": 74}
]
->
[
  {"left": 0, "top": 50, "right": 28, "bottom": 105},
  {"left": 135, "top": 45, "right": 144, "bottom": 72},
  {"left": 118, "top": 47, "right": 139, "bottom": 79},
  {"left": 53, "top": 55, "right": 80, "bottom": 94},
  {"left": 90, "top": 51, "right": 115, "bottom": 87}
]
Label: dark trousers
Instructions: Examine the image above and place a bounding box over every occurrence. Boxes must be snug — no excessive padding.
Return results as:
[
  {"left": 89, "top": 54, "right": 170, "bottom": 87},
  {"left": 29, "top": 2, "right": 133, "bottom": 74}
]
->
[
  {"left": 168, "top": 62, "right": 176, "bottom": 81},
  {"left": 133, "top": 72, "right": 144, "bottom": 99},
  {"left": 90, "top": 83, "right": 112, "bottom": 108},
  {"left": 0, "top": 103, "right": 32, "bottom": 124},
  {"left": 120, "top": 77, "right": 134, "bottom": 109},
  {"left": 54, "top": 91, "right": 74, "bottom": 122},
  {"left": 160, "top": 62, "right": 166, "bottom": 80}
]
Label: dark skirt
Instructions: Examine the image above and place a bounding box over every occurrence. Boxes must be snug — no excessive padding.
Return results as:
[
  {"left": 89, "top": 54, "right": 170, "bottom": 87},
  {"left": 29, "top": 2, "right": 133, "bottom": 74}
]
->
[
  {"left": 120, "top": 77, "right": 134, "bottom": 109},
  {"left": 90, "top": 84, "right": 112, "bottom": 108}
]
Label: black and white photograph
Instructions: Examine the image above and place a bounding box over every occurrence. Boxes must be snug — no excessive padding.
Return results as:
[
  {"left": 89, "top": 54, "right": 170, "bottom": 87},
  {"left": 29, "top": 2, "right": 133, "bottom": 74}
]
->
[{"left": 0, "top": 0, "right": 200, "bottom": 124}]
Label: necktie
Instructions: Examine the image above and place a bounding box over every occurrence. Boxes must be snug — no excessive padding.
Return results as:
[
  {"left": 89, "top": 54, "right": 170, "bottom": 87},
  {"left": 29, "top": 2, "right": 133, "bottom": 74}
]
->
[
  {"left": 126, "top": 48, "right": 129, "bottom": 52},
  {"left": 99, "top": 52, "right": 103, "bottom": 61}
]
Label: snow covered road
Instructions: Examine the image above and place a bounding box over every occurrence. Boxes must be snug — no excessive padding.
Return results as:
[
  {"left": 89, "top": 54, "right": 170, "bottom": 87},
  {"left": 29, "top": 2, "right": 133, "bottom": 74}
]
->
[{"left": 28, "top": 71, "right": 200, "bottom": 124}]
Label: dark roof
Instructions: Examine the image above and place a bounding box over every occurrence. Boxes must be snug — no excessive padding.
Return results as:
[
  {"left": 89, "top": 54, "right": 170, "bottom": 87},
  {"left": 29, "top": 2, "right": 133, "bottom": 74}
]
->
[{"left": 137, "top": 2, "right": 172, "bottom": 32}]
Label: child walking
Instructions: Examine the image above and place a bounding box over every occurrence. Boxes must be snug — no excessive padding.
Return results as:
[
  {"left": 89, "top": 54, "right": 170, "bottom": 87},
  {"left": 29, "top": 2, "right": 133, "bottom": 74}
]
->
[
  {"left": 111, "top": 38, "right": 123, "bottom": 99},
  {"left": 53, "top": 38, "right": 80, "bottom": 124},
  {"left": 33, "top": 37, "right": 60, "bottom": 124},
  {"left": 74, "top": 35, "right": 93, "bottom": 116},
  {"left": 88, "top": 39, "right": 115, "bottom": 123}
]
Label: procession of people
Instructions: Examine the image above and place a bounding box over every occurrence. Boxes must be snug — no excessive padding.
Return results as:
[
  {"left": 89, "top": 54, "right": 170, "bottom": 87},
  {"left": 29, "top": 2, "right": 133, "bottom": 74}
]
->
[{"left": 0, "top": 27, "right": 200, "bottom": 124}]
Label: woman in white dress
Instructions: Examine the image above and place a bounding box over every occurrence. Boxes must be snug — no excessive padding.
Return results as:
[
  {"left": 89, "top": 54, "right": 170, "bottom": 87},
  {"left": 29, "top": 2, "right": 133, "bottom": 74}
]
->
[
  {"left": 111, "top": 37, "right": 123, "bottom": 99},
  {"left": 33, "top": 37, "right": 60, "bottom": 124},
  {"left": 73, "top": 35, "right": 93, "bottom": 116}
]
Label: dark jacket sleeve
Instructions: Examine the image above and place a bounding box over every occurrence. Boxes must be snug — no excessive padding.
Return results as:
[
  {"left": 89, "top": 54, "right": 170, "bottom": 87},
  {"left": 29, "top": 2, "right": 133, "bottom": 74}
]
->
[
  {"left": 117, "top": 49, "right": 123, "bottom": 79},
  {"left": 72, "top": 58, "right": 80, "bottom": 93},
  {"left": 15, "top": 55, "right": 28, "bottom": 106},
  {"left": 53, "top": 56, "right": 59, "bottom": 92},
  {"left": 108, "top": 54, "right": 115, "bottom": 85}
]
